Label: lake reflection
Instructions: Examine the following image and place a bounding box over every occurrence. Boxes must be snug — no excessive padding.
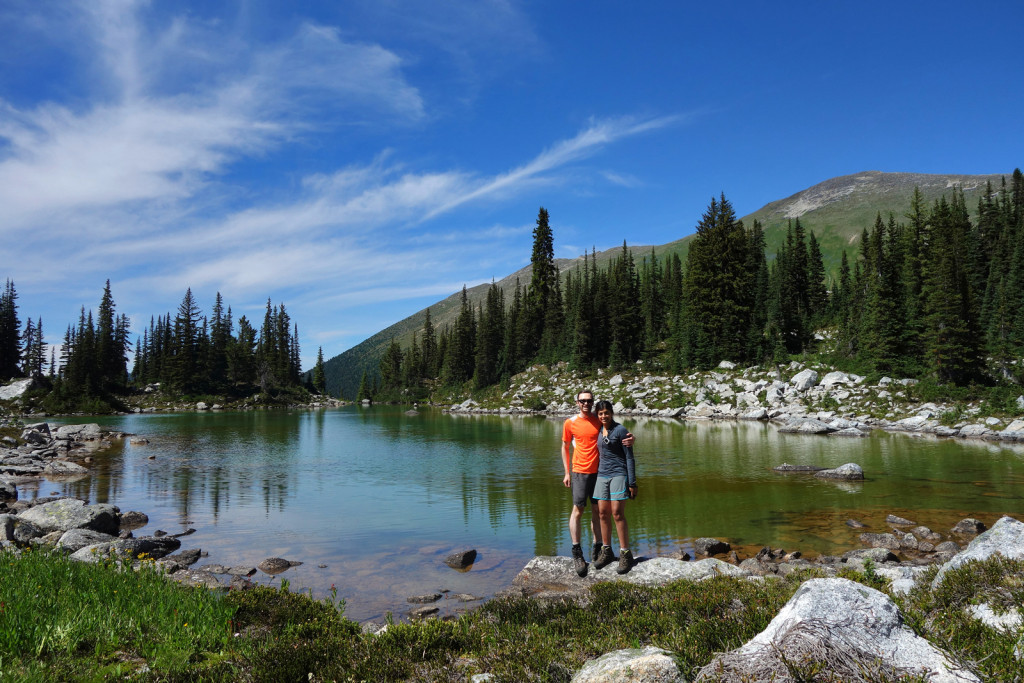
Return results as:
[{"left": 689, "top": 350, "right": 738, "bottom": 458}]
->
[{"left": 41, "top": 407, "right": 1024, "bottom": 621}]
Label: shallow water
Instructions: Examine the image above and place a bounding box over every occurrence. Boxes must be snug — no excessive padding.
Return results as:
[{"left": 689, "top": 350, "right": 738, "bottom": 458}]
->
[{"left": 37, "top": 407, "right": 1024, "bottom": 621}]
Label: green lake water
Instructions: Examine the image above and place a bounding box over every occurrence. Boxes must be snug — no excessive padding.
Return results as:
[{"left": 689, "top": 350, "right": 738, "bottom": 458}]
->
[{"left": 38, "top": 406, "right": 1024, "bottom": 621}]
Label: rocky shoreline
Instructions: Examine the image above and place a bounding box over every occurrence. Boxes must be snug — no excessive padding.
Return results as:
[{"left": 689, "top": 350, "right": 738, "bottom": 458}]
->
[
  {"left": 0, "top": 420, "right": 304, "bottom": 593},
  {"left": 445, "top": 361, "right": 1024, "bottom": 445}
]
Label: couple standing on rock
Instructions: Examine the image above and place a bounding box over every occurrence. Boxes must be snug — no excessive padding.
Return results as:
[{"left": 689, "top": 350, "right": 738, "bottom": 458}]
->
[{"left": 561, "top": 389, "right": 637, "bottom": 577}]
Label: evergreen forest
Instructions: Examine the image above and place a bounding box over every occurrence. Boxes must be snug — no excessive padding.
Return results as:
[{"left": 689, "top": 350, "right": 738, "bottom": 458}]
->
[
  {"left": 370, "top": 172, "right": 1024, "bottom": 401},
  {"left": 0, "top": 281, "right": 326, "bottom": 412}
]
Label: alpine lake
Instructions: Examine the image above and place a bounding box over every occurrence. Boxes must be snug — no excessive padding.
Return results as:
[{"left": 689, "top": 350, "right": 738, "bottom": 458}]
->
[{"left": 35, "top": 406, "right": 1024, "bottom": 622}]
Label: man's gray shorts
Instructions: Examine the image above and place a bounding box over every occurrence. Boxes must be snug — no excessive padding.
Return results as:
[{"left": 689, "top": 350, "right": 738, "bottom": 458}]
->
[{"left": 571, "top": 472, "right": 599, "bottom": 508}]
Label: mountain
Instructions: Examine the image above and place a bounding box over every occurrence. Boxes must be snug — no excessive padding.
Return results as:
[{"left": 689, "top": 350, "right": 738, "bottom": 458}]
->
[{"left": 323, "top": 170, "right": 1010, "bottom": 398}]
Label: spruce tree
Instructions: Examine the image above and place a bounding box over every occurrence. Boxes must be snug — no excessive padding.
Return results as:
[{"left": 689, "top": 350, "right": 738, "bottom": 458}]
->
[
  {"left": 683, "top": 194, "right": 751, "bottom": 366},
  {"left": 312, "top": 346, "right": 326, "bottom": 394},
  {"left": 0, "top": 280, "right": 22, "bottom": 379}
]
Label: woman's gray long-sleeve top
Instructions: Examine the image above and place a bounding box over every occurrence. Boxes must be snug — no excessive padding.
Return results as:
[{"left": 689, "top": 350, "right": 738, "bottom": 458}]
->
[{"left": 597, "top": 422, "right": 635, "bottom": 487}]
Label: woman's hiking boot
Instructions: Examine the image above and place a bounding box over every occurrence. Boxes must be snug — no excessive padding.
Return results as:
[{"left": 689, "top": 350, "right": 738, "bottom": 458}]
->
[
  {"left": 571, "top": 545, "right": 587, "bottom": 577},
  {"left": 594, "top": 545, "right": 615, "bottom": 570},
  {"left": 591, "top": 542, "right": 602, "bottom": 562},
  {"left": 616, "top": 549, "right": 634, "bottom": 574}
]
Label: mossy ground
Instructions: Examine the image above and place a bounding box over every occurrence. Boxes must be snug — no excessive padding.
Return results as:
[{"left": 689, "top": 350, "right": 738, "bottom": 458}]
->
[{"left": 4, "top": 549, "right": 1023, "bottom": 682}]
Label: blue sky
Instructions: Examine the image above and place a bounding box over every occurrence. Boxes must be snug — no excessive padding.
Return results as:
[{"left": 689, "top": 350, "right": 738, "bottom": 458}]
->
[{"left": 2, "top": 1, "right": 1022, "bottom": 368}]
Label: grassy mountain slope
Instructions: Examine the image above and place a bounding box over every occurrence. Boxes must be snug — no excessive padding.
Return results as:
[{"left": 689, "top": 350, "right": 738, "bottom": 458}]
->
[{"left": 325, "top": 170, "right": 1010, "bottom": 398}]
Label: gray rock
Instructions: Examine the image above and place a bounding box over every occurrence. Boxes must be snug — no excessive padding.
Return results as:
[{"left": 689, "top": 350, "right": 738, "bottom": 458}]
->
[
  {"left": 42, "top": 460, "right": 89, "bottom": 476},
  {"left": 168, "top": 570, "right": 222, "bottom": 590},
  {"left": 695, "top": 578, "right": 979, "bottom": 682},
  {"left": 911, "top": 526, "right": 942, "bottom": 542},
  {"left": 0, "top": 513, "right": 43, "bottom": 543},
  {"left": 933, "top": 516, "right": 1024, "bottom": 588},
  {"left": 114, "top": 536, "right": 182, "bottom": 559},
  {"left": 777, "top": 417, "right": 834, "bottom": 434},
  {"left": 445, "top": 548, "right": 478, "bottom": 569},
  {"left": 53, "top": 423, "right": 102, "bottom": 440},
  {"left": 773, "top": 463, "right": 825, "bottom": 472},
  {"left": 258, "top": 557, "right": 294, "bottom": 574},
  {"left": 572, "top": 646, "right": 684, "bottom": 683},
  {"left": 789, "top": 369, "right": 819, "bottom": 391},
  {"left": 934, "top": 541, "right": 960, "bottom": 553},
  {"left": 739, "top": 407, "right": 768, "bottom": 420},
  {"left": 407, "top": 593, "right": 443, "bottom": 604},
  {"left": 69, "top": 542, "right": 115, "bottom": 563},
  {"left": 815, "top": 463, "right": 864, "bottom": 480},
  {"left": 951, "top": 518, "right": 987, "bottom": 536},
  {"left": 966, "top": 603, "right": 1022, "bottom": 632},
  {"left": 0, "top": 479, "right": 16, "bottom": 501},
  {"left": 958, "top": 424, "right": 993, "bottom": 439},
  {"left": 120, "top": 510, "right": 149, "bottom": 529},
  {"left": 842, "top": 548, "right": 898, "bottom": 563},
  {"left": 846, "top": 519, "right": 867, "bottom": 529},
  {"left": 832, "top": 427, "right": 868, "bottom": 437},
  {"left": 859, "top": 533, "right": 901, "bottom": 551},
  {"left": 886, "top": 514, "right": 915, "bottom": 526},
  {"left": 165, "top": 548, "right": 202, "bottom": 566},
  {"left": 56, "top": 528, "right": 116, "bottom": 553},
  {"left": 18, "top": 498, "right": 120, "bottom": 535},
  {"left": 513, "top": 556, "right": 748, "bottom": 594},
  {"left": 694, "top": 538, "right": 730, "bottom": 555},
  {"left": 409, "top": 605, "right": 439, "bottom": 619},
  {"left": 820, "top": 371, "right": 850, "bottom": 387},
  {"left": 228, "top": 565, "right": 258, "bottom": 577}
]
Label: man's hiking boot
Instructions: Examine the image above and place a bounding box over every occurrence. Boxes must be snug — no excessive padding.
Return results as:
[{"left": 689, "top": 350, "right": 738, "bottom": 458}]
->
[
  {"left": 571, "top": 545, "right": 587, "bottom": 577},
  {"left": 594, "top": 545, "right": 615, "bottom": 570},
  {"left": 592, "top": 542, "right": 603, "bottom": 562},
  {"left": 616, "top": 549, "right": 634, "bottom": 574}
]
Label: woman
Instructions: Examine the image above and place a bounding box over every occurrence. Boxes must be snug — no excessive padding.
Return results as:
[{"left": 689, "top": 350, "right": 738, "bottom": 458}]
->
[{"left": 591, "top": 400, "right": 637, "bottom": 574}]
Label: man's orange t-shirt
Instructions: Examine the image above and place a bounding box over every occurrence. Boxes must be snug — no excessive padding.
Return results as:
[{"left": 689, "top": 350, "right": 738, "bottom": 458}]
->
[{"left": 562, "top": 413, "right": 602, "bottom": 474}]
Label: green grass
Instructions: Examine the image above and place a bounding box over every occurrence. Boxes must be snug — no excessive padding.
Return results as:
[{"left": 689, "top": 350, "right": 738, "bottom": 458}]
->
[
  {"left": 0, "top": 548, "right": 239, "bottom": 680},
  {"left": 4, "top": 546, "right": 1021, "bottom": 681}
]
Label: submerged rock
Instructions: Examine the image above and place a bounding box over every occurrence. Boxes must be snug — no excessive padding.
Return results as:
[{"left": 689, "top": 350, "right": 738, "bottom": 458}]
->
[{"left": 445, "top": 548, "right": 478, "bottom": 569}]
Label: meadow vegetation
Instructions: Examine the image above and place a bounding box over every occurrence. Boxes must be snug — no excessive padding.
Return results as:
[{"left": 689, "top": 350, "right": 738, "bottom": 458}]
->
[{"left": 3, "top": 547, "right": 1022, "bottom": 681}]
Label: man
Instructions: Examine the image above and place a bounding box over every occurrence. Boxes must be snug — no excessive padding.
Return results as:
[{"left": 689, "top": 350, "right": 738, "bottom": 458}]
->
[{"left": 562, "top": 389, "right": 633, "bottom": 577}]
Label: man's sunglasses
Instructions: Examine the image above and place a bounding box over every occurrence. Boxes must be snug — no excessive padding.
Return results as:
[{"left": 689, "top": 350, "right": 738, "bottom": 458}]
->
[{"left": 577, "top": 398, "right": 593, "bottom": 404}]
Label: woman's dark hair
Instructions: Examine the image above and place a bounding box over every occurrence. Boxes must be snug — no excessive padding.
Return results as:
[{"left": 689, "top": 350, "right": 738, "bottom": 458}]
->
[{"left": 594, "top": 400, "right": 614, "bottom": 415}]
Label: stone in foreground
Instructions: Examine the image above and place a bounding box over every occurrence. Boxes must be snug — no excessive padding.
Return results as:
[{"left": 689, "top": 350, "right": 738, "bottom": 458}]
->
[
  {"left": 19, "top": 498, "right": 120, "bottom": 535},
  {"left": 571, "top": 646, "right": 684, "bottom": 683},
  {"left": 514, "top": 556, "right": 749, "bottom": 596},
  {"left": 933, "top": 516, "right": 1024, "bottom": 589},
  {"left": 696, "top": 578, "right": 979, "bottom": 682}
]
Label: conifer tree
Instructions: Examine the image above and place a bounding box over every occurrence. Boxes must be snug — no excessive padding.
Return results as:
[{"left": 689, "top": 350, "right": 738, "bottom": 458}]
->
[
  {"left": 0, "top": 280, "right": 22, "bottom": 379},
  {"left": 922, "top": 192, "right": 982, "bottom": 383},
  {"left": 312, "top": 346, "right": 326, "bottom": 394},
  {"left": 522, "top": 207, "right": 557, "bottom": 361},
  {"left": 420, "top": 308, "right": 437, "bottom": 380},
  {"left": 683, "top": 194, "right": 751, "bottom": 366}
]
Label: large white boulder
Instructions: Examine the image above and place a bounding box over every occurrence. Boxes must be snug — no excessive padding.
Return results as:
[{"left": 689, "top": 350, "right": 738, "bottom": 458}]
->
[
  {"left": 696, "top": 578, "right": 979, "bottom": 682},
  {"left": 789, "top": 369, "right": 819, "bottom": 391},
  {"left": 933, "top": 516, "right": 1024, "bottom": 589}
]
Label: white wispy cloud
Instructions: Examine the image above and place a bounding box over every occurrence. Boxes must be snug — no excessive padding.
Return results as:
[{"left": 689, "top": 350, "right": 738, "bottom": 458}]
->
[{"left": 1, "top": 0, "right": 681, "bottom": 362}]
